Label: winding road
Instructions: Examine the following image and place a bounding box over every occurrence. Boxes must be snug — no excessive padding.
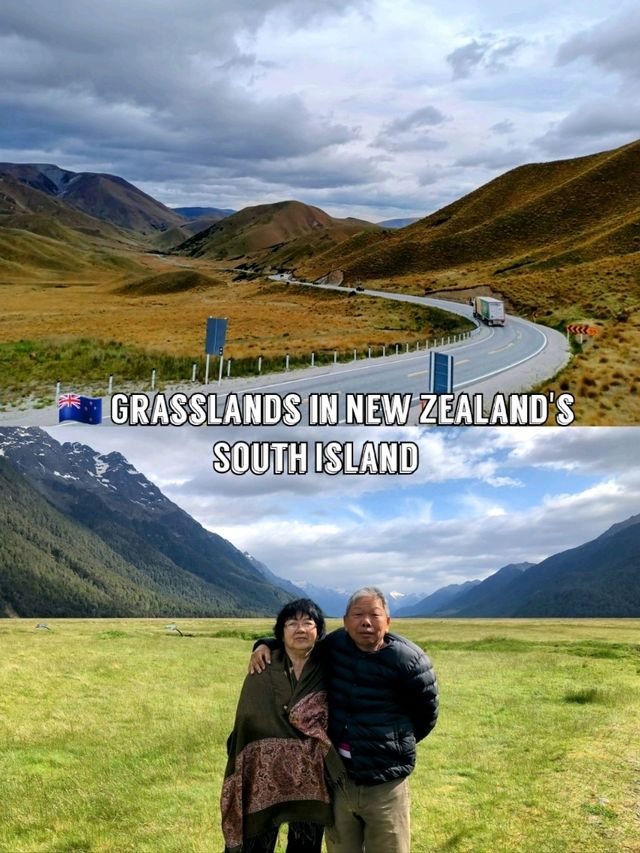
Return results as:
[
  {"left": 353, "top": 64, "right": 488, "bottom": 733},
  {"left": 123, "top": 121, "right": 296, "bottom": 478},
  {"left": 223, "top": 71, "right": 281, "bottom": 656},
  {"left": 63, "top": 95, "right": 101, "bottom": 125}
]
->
[{"left": 1, "top": 282, "right": 570, "bottom": 427}]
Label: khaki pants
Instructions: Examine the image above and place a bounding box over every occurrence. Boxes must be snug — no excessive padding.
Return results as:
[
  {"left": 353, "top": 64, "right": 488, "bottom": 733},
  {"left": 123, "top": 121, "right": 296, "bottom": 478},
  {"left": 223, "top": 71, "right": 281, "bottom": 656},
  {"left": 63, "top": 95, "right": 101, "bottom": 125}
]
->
[{"left": 325, "top": 776, "right": 411, "bottom": 853}]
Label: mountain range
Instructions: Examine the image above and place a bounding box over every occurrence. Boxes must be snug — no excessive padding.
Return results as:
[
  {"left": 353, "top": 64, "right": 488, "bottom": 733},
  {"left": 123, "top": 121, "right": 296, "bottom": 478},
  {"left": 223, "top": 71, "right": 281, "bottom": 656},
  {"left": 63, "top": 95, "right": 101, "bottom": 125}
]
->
[
  {"left": 173, "top": 199, "right": 380, "bottom": 269},
  {"left": 395, "top": 580, "right": 482, "bottom": 616},
  {"left": 0, "top": 427, "right": 291, "bottom": 617},
  {"left": 396, "top": 521, "right": 640, "bottom": 617},
  {"left": 377, "top": 218, "right": 420, "bottom": 229},
  {"left": 3, "top": 139, "right": 639, "bottom": 288},
  {"left": 0, "top": 163, "right": 184, "bottom": 235},
  {"left": 298, "top": 139, "right": 640, "bottom": 285},
  {"left": 1, "top": 427, "right": 638, "bottom": 619}
]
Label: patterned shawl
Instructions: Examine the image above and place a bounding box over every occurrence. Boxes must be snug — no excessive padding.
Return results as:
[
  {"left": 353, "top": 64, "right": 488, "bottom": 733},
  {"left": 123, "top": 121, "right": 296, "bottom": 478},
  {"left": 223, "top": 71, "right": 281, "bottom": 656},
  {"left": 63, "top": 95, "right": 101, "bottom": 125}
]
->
[{"left": 221, "top": 648, "right": 345, "bottom": 852}]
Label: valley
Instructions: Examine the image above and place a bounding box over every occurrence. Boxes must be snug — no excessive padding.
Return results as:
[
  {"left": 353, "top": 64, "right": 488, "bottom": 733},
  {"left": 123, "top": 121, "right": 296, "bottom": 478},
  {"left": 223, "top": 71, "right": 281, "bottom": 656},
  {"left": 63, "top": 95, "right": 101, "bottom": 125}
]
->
[
  {"left": 2, "top": 143, "right": 640, "bottom": 424},
  {"left": 0, "top": 254, "right": 471, "bottom": 409}
]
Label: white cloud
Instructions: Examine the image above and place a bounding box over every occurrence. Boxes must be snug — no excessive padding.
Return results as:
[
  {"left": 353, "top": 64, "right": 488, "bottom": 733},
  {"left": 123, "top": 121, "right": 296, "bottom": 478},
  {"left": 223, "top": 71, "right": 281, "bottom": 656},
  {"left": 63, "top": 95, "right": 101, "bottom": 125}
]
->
[
  {"left": 536, "top": 99, "right": 640, "bottom": 155},
  {"left": 556, "top": 8, "right": 640, "bottom": 86},
  {"left": 49, "top": 425, "right": 640, "bottom": 596},
  {"left": 1, "top": 0, "right": 635, "bottom": 219},
  {"left": 446, "top": 35, "right": 526, "bottom": 80}
]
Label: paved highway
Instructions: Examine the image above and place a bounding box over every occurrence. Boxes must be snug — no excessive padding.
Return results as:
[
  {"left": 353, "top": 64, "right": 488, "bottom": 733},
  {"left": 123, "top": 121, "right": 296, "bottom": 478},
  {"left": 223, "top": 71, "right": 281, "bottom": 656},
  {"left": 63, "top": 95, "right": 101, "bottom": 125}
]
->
[
  {"left": 1, "top": 283, "right": 570, "bottom": 427},
  {"left": 191, "top": 280, "right": 568, "bottom": 424}
]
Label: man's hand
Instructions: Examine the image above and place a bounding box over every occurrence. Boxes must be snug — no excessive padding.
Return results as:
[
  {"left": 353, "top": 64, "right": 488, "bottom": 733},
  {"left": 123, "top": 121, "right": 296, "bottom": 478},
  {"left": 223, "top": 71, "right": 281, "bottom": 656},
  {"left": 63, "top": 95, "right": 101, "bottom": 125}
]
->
[{"left": 249, "top": 644, "right": 272, "bottom": 674}]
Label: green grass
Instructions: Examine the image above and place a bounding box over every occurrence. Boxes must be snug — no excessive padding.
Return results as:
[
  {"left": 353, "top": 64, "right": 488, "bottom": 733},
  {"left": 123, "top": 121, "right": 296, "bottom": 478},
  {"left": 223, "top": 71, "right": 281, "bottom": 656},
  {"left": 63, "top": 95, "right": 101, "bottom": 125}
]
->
[
  {"left": 0, "top": 338, "right": 205, "bottom": 398},
  {"left": 0, "top": 323, "right": 471, "bottom": 405},
  {"left": 0, "top": 618, "right": 638, "bottom": 852}
]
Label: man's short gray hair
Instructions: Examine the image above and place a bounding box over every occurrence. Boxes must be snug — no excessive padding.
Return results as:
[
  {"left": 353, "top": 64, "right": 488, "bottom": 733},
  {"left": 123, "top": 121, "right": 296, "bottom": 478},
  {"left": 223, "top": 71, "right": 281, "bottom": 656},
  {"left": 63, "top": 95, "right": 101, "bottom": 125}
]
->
[{"left": 345, "top": 587, "right": 390, "bottom": 617}]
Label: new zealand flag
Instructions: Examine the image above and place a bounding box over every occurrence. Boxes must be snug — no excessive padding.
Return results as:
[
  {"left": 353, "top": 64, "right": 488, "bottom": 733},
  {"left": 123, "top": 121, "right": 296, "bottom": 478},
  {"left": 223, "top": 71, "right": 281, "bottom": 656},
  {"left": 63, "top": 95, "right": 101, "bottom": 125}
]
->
[{"left": 58, "top": 393, "right": 102, "bottom": 425}]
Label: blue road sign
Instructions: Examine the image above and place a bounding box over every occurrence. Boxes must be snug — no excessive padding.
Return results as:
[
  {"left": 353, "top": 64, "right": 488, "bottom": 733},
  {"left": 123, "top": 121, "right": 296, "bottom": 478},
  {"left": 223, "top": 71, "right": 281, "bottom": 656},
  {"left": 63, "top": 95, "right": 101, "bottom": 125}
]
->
[
  {"left": 429, "top": 351, "right": 454, "bottom": 393},
  {"left": 205, "top": 317, "right": 228, "bottom": 355}
]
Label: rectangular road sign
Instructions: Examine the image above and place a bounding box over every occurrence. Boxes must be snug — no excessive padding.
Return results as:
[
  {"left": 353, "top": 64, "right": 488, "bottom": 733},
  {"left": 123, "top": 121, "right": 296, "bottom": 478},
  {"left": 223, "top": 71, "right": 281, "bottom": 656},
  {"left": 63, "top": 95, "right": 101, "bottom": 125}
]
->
[
  {"left": 205, "top": 317, "right": 228, "bottom": 355},
  {"left": 429, "top": 351, "right": 454, "bottom": 393}
]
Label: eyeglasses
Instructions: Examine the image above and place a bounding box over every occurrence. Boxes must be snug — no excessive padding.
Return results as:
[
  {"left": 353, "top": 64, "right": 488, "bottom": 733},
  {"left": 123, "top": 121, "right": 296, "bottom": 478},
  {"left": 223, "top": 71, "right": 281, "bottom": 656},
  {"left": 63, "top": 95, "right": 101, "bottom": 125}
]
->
[{"left": 284, "top": 619, "right": 317, "bottom": 630}]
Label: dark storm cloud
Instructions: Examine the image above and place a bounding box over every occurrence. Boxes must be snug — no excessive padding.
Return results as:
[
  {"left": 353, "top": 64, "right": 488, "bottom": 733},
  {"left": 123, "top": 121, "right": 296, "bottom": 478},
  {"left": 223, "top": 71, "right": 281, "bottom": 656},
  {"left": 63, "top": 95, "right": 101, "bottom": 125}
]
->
[
  {"left": 446, "top": 35, "right": 525, "bottom": 80},
  {"left": 0, "top": 0, "right": 368, "bottom": 189}
]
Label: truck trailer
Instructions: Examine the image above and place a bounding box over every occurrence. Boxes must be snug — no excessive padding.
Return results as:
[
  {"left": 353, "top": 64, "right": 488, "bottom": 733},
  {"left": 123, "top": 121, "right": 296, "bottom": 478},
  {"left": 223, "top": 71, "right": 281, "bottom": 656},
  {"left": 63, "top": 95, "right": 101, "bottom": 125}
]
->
[{"left": 473, "top": 295, "right": 505, "bottom": 326}]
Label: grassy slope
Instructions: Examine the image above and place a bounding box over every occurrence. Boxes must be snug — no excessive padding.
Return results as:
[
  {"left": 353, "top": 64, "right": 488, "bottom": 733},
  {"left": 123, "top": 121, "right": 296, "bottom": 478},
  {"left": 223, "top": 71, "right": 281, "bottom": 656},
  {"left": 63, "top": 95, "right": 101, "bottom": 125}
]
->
[
  {"left": 0, "top": 277, "right": 472, "bottom": 404},
  {"left": 300, "top": 140, "right": 640, "bottom": 280},
  {"left": 0, "top": 174, "right": 142, "bottom": 248},
  {"left": 0, "top": 176, "right": 146, "bottom": 281},
  {"left": 116, "top": 269, "right": 226, "bottom": 295},
  {"left": 176, "top": 200, "right": 380, "bottom": 268},
  {"left": 0, "top": 228, "right": 144, "bottom": 280},
  {"left": 59, "top": 172, "right": 185, "bottom": 233},
  {"left": 296, "top": 140, "right": 640, "bottom": 424},
  {"left": 3, "top": 143, "right": 640, "bottom": 422},
  {"left": 0, "top": 618, "right": 637, "bottom": 852}
]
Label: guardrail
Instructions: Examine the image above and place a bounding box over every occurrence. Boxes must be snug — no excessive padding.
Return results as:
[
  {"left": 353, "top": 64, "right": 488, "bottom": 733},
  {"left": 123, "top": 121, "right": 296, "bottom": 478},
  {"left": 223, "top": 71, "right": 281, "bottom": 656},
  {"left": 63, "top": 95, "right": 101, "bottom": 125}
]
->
[{"left": 52, "top": 330, "right": 476, "bottom": 397}]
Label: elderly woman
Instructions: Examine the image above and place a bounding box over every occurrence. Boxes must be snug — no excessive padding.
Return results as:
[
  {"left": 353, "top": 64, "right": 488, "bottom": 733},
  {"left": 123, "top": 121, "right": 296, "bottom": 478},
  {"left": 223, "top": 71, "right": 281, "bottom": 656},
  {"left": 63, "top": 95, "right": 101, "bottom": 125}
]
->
[{"left": 221, "top": 598, "right": 344, "bottom": 853}]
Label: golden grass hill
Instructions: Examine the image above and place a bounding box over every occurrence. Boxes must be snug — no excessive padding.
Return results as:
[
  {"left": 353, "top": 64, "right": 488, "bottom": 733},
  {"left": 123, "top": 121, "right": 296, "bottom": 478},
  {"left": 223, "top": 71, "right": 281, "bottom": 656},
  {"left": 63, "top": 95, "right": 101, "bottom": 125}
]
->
[{"left": 2, "top": 141, "right": 639, "bottom": 422}]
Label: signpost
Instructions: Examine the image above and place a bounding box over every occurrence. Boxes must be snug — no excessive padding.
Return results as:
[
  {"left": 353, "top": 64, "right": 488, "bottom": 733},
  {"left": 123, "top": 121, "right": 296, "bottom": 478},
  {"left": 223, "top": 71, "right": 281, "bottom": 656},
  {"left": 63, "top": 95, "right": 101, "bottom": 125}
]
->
[
  {"left": 566, "top": 324, "right": 599, "bottom": 336},
  {"left": 566, "top": 324, "right": 599, "bottom": 345},
  {"left": 428, "top": 351, "right": 454, "bottom": 393},
  {"left": 204, "top": 317, "right": 228, "bottom": 385}
]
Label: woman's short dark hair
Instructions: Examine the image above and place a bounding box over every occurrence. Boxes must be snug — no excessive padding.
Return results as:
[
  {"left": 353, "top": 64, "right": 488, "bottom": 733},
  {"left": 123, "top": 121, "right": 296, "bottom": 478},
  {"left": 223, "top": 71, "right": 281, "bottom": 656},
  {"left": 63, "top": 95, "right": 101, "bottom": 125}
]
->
[{"left": 273, "top": 598, "right": 326, "bottom": 642}]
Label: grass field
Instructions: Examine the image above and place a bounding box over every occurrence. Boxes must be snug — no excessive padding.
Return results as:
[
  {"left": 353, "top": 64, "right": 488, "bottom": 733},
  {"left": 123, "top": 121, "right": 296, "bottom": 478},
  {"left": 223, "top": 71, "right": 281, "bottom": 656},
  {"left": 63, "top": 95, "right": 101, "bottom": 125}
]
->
[
  {"left": 2, "top": 239, "right": 638, "bottom": 422},
  {"left": 1, "top": 618, "right": 638, "bottom": 852},
  {"left": 328, "top": 250, "right": 640, "bottom": 425},
  {"left": 0, "top": 257, "right": 471, "bottom": 407}
]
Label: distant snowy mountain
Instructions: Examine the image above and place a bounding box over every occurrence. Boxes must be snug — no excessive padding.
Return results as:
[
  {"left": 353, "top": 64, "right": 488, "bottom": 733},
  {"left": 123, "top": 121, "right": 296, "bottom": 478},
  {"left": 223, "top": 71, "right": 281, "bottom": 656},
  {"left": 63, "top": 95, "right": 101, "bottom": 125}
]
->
[
  {"left": 388, "top": 590, "right": 430, "bottom": 614},
  {"left": 289, "top": 581, "right": 350, "bottom": 617}
]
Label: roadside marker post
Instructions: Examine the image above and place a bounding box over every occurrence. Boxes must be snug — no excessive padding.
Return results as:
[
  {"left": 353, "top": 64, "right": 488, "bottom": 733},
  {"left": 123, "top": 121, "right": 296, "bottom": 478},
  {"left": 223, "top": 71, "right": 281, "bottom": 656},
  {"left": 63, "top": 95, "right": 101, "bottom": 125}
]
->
[
  {"left": 204, "top": 317, "right": 228, "bottom": 386},
  {"left": 428, "top": 351, "right": 454, "bottom": 393}
]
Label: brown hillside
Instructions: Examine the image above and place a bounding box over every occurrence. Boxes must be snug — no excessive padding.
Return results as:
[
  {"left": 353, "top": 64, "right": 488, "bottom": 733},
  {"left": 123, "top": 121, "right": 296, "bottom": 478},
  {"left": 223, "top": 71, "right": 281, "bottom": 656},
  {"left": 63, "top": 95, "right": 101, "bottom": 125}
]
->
[
  {"left": 300, "top": 139, "right": 640, "bottom": 280},
  {"left": 0, "top": 175, "right": 146, "bottom": 281},
  {"left": 175, "top": 199, "right": 379, "bottom": 268},
  {"left": 152, "top": 212, "right": 230, "bottom": 251},
  {"left": 117, "top": 269, "right": 225, "bottom": 295},
  {"left": 0, "top": 227, "right": 143, "bottom": 280},
  {"left": 0, "top": 175, "right": 135, "bottom": 247},
  {"left": 61, "top": 173, "right": 184, "bottom": 234},
  {"left": 0, "top": 163, "right": 184, "bottom": 236}
]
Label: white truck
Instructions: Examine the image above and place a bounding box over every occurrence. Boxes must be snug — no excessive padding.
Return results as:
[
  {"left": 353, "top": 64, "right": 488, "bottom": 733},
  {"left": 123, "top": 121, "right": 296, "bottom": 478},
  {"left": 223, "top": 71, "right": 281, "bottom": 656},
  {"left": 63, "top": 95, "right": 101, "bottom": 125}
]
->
[{"left": 472, "top": 295, "right": 505, "bottom": 327}]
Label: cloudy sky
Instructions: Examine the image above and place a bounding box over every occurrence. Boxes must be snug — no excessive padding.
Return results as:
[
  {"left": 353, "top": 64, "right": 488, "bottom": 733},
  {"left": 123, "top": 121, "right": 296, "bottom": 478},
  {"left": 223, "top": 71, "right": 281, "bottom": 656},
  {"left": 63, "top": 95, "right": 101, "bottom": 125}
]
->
[
  {"left": 1, "top": 0, "right": 638, "bottom": 219},
  {"left": 46, "top": 425, "right": 640, "bottom": 598}
]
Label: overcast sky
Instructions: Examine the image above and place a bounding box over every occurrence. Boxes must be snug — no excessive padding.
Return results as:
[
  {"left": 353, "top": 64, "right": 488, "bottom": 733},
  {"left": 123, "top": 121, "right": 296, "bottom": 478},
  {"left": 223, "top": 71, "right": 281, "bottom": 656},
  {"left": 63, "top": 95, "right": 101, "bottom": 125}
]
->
[
  {"left": 2, "top": 1, "right": 638, "bottom": 220},
  {"left": 46, "top": 425, "right": 640, "bottom": 599}
]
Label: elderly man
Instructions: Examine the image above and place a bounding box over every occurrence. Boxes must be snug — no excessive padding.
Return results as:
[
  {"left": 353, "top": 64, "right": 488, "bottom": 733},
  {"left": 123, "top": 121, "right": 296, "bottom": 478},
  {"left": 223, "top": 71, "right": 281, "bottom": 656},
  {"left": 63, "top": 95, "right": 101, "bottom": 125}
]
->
[{"left": 250, "top": 586, "right": 439, "bottom": 853}]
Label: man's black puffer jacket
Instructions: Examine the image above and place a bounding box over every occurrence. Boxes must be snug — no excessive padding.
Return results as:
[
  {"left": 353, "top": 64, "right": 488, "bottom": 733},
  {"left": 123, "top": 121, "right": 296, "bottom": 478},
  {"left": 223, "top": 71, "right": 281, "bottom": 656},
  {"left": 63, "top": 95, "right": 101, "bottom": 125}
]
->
[{"left": 323, "top": 628, "right": 438, "bottom": 785}]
